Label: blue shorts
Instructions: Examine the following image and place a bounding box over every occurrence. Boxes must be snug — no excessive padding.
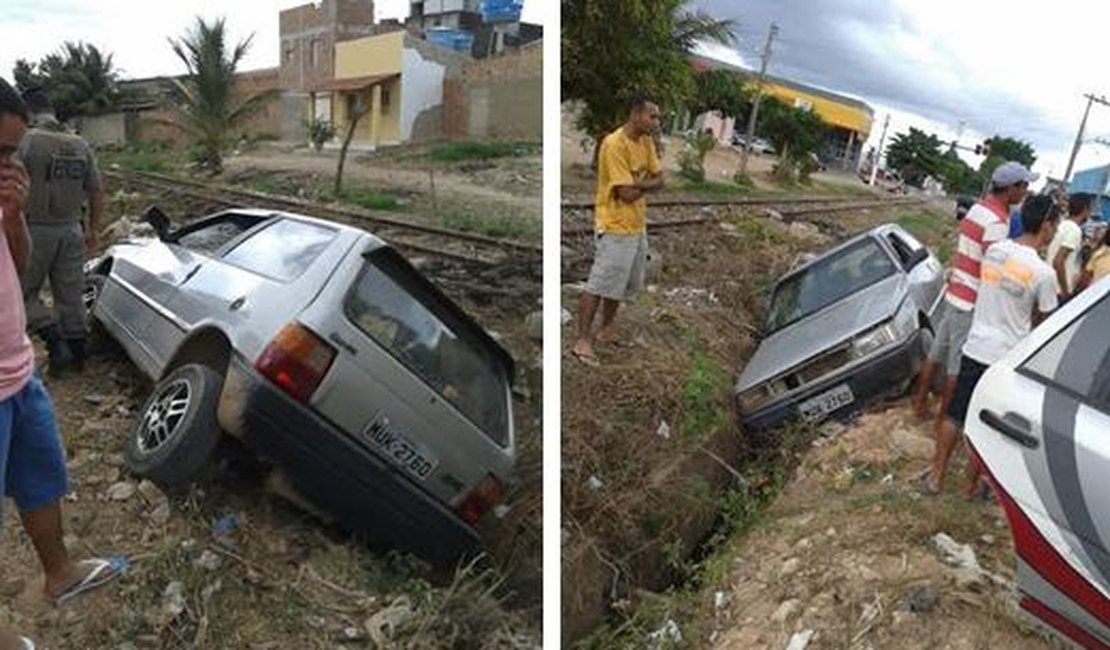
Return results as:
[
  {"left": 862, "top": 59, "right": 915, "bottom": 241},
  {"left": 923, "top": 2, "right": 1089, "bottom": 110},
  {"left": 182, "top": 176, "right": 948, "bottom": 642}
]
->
[{"left": 0, "top": 374, "right": 68, "bottom": 517}]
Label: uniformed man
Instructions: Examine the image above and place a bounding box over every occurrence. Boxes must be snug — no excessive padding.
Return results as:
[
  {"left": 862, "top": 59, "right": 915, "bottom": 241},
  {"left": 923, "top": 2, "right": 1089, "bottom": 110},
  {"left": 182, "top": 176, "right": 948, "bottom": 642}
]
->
[{"left": 18, "top": 87, "right": 104, "bottom": 376}]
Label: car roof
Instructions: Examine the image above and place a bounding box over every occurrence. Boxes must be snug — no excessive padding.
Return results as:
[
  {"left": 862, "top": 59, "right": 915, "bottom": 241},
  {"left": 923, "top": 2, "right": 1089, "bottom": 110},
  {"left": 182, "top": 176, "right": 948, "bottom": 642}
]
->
[{"left": 219, "top": 208, "right": 383, "bottom": 242}]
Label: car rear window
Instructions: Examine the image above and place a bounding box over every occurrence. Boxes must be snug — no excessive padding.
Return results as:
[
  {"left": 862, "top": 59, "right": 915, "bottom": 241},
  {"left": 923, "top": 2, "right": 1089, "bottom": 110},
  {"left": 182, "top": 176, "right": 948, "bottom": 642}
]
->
[
  {"left": 1021, "top": 294, "right": 1110, "bottom": 410},
  {"left": 344, "top": 251, "right": 510, "bottom": 445},
  {"left": 221, "top": 219, "right": 336, "bottom": 282},
  {"left": 765, "top": 238, "right": 897, "bottom": 333}
]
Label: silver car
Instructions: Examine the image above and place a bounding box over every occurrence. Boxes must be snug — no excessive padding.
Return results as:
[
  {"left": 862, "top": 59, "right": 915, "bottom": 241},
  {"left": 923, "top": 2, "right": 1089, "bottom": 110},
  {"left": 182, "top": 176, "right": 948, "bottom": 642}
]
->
[
  {"left": 86, "top": 207, "right": 515, "bottom": 563},
  {"left": 735, "top": 224, "right": 944, "bottom": 432}
]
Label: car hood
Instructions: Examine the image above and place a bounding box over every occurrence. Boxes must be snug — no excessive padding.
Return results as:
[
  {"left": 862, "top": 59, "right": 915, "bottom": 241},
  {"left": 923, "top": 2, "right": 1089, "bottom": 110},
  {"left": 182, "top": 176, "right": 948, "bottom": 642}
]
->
[{"left": 735, "top": 274, "right": 907, "bottom": 393}]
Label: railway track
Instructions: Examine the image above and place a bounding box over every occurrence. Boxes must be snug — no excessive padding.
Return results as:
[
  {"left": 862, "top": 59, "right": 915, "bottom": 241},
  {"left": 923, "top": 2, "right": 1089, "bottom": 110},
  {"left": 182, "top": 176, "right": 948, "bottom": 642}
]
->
[
  {"left": 561, "top": 195, "right": 926, "bottom": 237},
  {"left": 104, "top": 170, "right": 542, "bottom": 269}
]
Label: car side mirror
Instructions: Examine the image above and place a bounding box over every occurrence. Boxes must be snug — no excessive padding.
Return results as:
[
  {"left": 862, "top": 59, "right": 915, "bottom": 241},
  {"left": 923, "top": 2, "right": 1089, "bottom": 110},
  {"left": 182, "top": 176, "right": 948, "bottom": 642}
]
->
[{"left": 141, "top": 205, "right": 172, "bottom": 241}]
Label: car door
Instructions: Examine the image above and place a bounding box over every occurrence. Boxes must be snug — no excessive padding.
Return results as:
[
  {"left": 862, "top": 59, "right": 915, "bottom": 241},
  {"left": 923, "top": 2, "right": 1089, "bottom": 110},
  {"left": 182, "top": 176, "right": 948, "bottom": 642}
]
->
[
  {"left": 966, "top": 286, "right": 1110, "bottom": 647},
  {"left": 886, "top": 229, "right": 943, "bottom": 316}
]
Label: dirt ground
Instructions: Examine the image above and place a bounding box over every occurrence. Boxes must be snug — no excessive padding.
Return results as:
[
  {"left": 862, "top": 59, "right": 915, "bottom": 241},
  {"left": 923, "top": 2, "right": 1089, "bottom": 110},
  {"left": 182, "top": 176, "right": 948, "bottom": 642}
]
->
[{"left": 0, "top": 147, "right": 544, "bottom": 648}]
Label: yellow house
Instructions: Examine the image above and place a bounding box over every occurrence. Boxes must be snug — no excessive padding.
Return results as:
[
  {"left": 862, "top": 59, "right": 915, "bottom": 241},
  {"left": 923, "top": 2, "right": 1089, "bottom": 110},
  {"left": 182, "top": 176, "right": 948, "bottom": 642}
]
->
[{"left": 311, "top": 30, "right": 465, "bottom": 149}]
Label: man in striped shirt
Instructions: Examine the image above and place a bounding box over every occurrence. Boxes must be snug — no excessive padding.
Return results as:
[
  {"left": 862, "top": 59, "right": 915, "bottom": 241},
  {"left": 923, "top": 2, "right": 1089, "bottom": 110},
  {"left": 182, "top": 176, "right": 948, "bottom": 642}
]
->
[{"left": 916, "top": 161, "right": 1037, "bottom": 494}]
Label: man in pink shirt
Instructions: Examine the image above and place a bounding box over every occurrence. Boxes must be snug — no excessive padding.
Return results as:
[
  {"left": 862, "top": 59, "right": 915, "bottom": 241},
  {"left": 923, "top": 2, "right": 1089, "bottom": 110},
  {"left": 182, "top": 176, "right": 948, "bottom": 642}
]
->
[{"left": 0, "top": 78, "right": 119, "bottom": 650}]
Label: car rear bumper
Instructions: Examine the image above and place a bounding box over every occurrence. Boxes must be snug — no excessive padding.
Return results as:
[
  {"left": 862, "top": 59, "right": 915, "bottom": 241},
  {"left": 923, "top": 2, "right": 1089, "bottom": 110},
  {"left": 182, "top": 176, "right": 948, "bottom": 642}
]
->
[
  {"left": 739, "top": 330, "right": 926, "bottom": 433},
  {"left": 222, "top": 354, "right": 479, "bottom": 564}
]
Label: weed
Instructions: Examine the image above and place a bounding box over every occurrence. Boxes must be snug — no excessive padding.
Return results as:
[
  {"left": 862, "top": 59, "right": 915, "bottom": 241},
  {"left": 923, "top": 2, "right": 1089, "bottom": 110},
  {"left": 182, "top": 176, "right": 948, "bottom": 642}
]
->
[
  {"left": 427, "top": 141, "right": 539, "bottom": 162},
  {"left": 683, "top": 179, "right": 751, "bottom": 196},
  {"left": 680, "top": 352, "right": 729, "bottom": 440},
  {"left": 442, "top": 211, "right": 541, "bottom": 241},
  {"left": 335, "top": 187, "right": 403, "bottom": 211}
]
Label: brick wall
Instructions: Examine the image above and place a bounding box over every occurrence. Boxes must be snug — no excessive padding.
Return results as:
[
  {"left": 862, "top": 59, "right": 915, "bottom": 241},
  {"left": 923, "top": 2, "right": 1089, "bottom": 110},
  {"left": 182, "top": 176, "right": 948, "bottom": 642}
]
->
[
  {"left": 444, "top": 42, "right": 542, "bottom": 140},
  {"left": 279, "top": 0, "right": 375, "bottom": 92}
]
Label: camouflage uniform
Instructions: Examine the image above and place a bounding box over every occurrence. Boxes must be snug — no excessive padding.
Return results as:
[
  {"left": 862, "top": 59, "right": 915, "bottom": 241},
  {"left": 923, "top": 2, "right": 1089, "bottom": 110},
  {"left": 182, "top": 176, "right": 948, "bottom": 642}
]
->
[{"left": 17, "top": 115, "right": 101, "bottom": 373}]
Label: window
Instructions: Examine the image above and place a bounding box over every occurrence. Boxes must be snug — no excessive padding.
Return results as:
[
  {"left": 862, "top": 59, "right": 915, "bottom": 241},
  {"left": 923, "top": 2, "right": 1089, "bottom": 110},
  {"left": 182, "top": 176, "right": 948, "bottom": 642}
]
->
[
  {"left": 887, "top": 231, "right": 924, "bottom": 269},
  {"left": 345, "top": 250, "right": 509, "bottom": 444},
  {"left": 221, "top": 219, "right": 336, "bottom": 282},
  {"left": 1022, "top": 295, "right": 1110, "bottom": 410},
  {"left": 380, "top": 85, "right": 391, "bottom": 112},
  {"left": 311, "top": 40, "right": 323, "bottom": 68}
]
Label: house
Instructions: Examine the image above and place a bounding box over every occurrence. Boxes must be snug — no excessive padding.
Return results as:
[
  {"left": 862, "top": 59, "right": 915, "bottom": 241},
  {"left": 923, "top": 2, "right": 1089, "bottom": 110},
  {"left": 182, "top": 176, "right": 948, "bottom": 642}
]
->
[
  {"left": 406, "top": 0, "right": 540, "bottom": 58},
  {"left": 1069, "top": 166, "right": 1110, "bottom": 219},
  {"left": 312, "top": 30, "right": 465, "bottom": 150}
]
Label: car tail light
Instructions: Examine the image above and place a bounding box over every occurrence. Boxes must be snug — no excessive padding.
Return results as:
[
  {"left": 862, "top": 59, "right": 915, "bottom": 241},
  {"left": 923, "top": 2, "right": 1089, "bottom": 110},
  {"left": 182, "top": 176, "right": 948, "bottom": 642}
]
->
[
  {"left": 456, "top": 474, "right": 505, "bottom": 525},
  {"left": 256, "top": 323, "right": 336, "bottom": 402}
]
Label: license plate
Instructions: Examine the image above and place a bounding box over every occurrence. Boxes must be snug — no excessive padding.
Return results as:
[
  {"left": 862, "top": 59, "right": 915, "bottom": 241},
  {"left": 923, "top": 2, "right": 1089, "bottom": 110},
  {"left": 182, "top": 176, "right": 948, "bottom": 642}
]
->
[
  {"left": 362, "top": 415, "right": 438, "bottom": 481},
  {"left": 798, "top": 383, "right": 855, "bottom": 422}
]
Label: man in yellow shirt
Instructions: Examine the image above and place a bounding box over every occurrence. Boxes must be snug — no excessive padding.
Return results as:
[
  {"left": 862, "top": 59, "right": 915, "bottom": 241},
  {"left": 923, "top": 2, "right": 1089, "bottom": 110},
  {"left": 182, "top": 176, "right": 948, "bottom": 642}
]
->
[{"left": 571, "top": 97, "right": 663, "bottom": 366}]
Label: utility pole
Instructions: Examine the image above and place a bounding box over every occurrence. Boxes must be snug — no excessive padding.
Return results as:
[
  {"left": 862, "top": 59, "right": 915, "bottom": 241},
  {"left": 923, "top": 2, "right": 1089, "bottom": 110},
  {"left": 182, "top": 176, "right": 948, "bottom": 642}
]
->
[
  {"left": 869, "top": 113, "right": 891, "bottom": 186},
  {"left": 1063, "top": 93, "right": 1110, "bottom": 184},
  {"left": 737, "top": 22, "right": 779, "bottom": 178}
]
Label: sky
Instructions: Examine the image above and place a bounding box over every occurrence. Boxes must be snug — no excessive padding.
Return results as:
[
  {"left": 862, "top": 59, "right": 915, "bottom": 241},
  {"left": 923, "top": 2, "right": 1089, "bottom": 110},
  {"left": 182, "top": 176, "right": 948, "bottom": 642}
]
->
[
  {"left": 0, "top": 0, "right": 542, "bottom": 81},
  {"left": 691, "top": 0, "right": 1110, "bottom": 186}
]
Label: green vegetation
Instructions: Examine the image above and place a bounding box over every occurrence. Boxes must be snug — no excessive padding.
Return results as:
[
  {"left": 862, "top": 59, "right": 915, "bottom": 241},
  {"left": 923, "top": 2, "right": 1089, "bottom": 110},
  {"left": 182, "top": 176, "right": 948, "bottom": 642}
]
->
[
  {"left": 14, "top": 42, "right": 120, "bottom": 121},
  {"left": 683, "top": 178, "right": 751, "bottom": 195},
  {"left": 676, "top": 130, "right": 718, "bottom": 183},
  {"left": 164, "top": 17, "right": 278, "bottom": 174},
  {"left": 334, "top": 188, "right": 402, "bottom": 211},
  {"left": 427, "top": 141, "right": 539, "bottom": 162},
  {"left": 98, "top": 143, "right": 177, "bottom": 174},
  {"left": 563, "top": 0, "right": 735, "bottom": 144},
  {"left": 442, "top": 211, "right": 540, "bottom": 241},
  {"left": 896, "top": 210, "right": 954, "bottom": 264},
  {"left": 680, "top": 351, "right": 729, "bottom": 439}
]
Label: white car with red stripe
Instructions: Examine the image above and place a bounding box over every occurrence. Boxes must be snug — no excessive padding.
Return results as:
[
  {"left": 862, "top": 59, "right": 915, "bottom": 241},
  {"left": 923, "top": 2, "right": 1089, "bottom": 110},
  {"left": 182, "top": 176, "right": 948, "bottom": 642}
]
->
[{"left": 966, "top": 274, "right": 1110, "bottom": 648}]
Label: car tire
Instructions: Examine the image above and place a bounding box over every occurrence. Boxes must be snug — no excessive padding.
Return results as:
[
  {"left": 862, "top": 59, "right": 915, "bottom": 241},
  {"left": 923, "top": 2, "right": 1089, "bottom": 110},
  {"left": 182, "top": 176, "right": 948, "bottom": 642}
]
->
[{"left": 125, "top": 363, "right": 224, "bottom": 491}]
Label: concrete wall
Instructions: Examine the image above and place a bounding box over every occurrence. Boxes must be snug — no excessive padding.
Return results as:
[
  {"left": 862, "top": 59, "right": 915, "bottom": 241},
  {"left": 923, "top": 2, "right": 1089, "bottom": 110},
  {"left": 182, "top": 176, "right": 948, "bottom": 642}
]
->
[
  {"left": 446, "top": 42, "right": 541, "bottom": 141},
  {"left": 77, "top": 113, "right": 127, "bottom": 147},
  {"left": 400, "top": 44, "right": 446, "bottom": 141},
  {"left": 335, "top": 31, "right": 404, "bottom": 79}
]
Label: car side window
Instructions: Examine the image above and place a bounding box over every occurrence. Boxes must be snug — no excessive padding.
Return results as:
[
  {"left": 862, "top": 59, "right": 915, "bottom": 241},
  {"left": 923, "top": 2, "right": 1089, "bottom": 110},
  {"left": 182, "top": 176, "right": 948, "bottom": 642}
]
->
[
  {"left": 220, "top": 219, "right": 336, "bottom": 282},
  {"left": 1021, "top": 294, "right": 1110, "bottom": 410},
  {"left": 174, "top": 214, "right": 269, "bottom": 254},
  {"left": 887, "top": 232, "right": 923, "bottom": 269}
]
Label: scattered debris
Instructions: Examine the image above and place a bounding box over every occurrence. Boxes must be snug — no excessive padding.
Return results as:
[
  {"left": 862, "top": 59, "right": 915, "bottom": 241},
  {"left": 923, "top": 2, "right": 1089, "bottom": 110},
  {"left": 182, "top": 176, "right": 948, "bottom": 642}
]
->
[
  {"left": 896, "top": 585, "right": 939, "bottom": 613},
  {"left": 364, "top": 596, "right": 413, "bottom": 647},
  {"left": 193, "top": 550, "right": 222, "bottom": 572},
  {"left": 161, "top": 581, "right": 187, "bottom": 623},
  {"left": 586, "top": 476, "right": 604, "bottom": 491},
  {"left": 656, "top": 420, "right": 671, "bottom": 439},
  {"left": 561, "top": 308, "right": 573, "bottom": 325},
  {"left": 780, "top": 557, "right": 801, "bottom": 577},
  {"left": 645, "top": 619, "right": 682, "bottom": 649},
  {"left": 785, "top": 629, "right": 816, "bottom": 650},
  {"left": 771, "top": 598, "right": 802, "bottom": 623},
  {"left": 105, "top": 481, "right": 136, "bottom": 501}
]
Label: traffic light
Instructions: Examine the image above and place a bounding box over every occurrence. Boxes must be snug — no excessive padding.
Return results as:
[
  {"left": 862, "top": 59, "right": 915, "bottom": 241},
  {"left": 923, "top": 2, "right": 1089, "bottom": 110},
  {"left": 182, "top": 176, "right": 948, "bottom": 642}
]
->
[{"left": 975, "top": 140, "right": 991, "bottom": 156}]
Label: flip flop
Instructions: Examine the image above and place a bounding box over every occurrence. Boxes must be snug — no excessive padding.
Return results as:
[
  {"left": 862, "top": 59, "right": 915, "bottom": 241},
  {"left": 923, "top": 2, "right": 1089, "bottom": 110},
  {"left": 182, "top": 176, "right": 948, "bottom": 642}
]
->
[
  {"left": 51, "top": 558, "right": 122, "bottom": 606},
  {"left": 917, "top": 470, "right": 940, "bottom": 496},
  {"left": 569, "top": 348, "right": 600, "bottom": 368}
]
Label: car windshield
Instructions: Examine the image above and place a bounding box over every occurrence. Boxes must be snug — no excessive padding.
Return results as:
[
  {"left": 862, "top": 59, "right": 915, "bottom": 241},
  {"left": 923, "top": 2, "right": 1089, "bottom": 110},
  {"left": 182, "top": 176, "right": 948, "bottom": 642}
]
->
[
  {"left": 345, "top": 250, "right": 510, "bottom": 446},
  {"left": 765, "top": 238, "right": 897, "bottom": 334}
]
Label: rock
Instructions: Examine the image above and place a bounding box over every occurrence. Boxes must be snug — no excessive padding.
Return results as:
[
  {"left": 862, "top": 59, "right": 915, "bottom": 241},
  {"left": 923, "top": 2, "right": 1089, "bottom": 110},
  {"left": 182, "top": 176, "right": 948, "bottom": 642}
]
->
[
  {"left": 162, "top": 581, "right": 186, "bottom": 621},
  {"left": 897, "top": 585, "right": 939, "bottom": 613},
  {"left": 763, "top": 207, "right": 785, "bottom": 221},
  {"left": 785, "top": 629, "right": 816, "bottom": 650},
  {"left": 194, "top": 550, "right": 222, "bottom": 571},
  {"left": 714, "top": 591, "right": 731, "bottom": 610},
  {"left": 524, "top": 310, "right": 543, "bottom": 341},
  {"left": 780, "top": 558, "right": 801, "bottom": 577},
  {"left": 106, "top": 481, "right": 136, "bottom": 501},
  {"left": 561, "top": 308, "right": 573, "bottom": 325},
  {"left": 84, "top": 394, "right": 107, "bottom": 405},
  {"left": 932, "top": 533, "right": 984, "bottom": 588},
  {"left": 150, "top": 502, "right": 172, "bottom": 525},
  {"left": 891, "top": 427, "right": 933, "bottom": 460},
  {"left": 788, "top": 222, "right": 821, "bottom": 240},
  {"left": 656, "top": 420, "right": 671, "bottom": 439},
  {"left": 137, "top": 480, "right": 167, "bottom": 506},
  {"left": 980, "top": 534, "right": 996, "bottom": 545},
  {"left": 771, "top": 599, "right": 802, "bottom": 623},
  {"left": 586, "top": 475, "right": 603, "bottom": 491}
]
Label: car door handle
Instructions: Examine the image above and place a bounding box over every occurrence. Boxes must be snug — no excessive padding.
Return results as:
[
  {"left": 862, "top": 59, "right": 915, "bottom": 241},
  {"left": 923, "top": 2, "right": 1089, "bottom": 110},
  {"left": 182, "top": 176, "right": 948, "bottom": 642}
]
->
[
  {"left": 229, "top": 296, "right": 246, "bottom": 311},
  {"left": 979, "top": 409, "right": 1039, "bottom": 449}
]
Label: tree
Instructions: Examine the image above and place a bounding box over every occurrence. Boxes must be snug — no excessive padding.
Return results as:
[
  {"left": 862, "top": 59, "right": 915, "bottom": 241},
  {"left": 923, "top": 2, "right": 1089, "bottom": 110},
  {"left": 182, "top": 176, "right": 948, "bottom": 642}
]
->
[
  {"left": 885, "top": 127, "right": 945, "bottom": 188},
  {"left": 984, "top": 135, "right": 1036, "bottom": 167},
  {"left": 335, "top": 100, "right": 368, "bottom": 195},
  {"left": 689, "top": 69, "right": 750, "bottom": 119},
  {"left": 562, "top": 0, "right": 735, "bottom": 150},
  {"left": 937, "top": 149, "right": 984, "bottom": 196},
  {"left": 164, "top": 17, "right": 276, "bottom": 174},
  {"left": 758, "top": 97, "right": 827, "bottom": 182},
  {"left": 12, "top": 43, "right": 121, "bottom": 121}
]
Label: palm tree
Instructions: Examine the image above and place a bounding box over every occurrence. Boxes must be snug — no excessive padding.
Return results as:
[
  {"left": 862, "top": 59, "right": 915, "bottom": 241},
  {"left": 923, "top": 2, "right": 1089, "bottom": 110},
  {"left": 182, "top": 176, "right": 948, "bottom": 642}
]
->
[
  {"left": 164, "top": 17, "right": 276, "bottom": 174},
  {"left": 14, "top": 42, "right": 121, "bottom": 121}
]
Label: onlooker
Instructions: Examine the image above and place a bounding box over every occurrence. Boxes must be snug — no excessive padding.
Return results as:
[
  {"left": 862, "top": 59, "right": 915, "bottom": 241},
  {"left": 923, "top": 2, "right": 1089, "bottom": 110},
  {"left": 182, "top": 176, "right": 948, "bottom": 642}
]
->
[
  {"left": 1045, "top": 192, "right": 1092, "bottom": 302},
  {"left": 571, "top": 97, "right": 663, "bottom": 367},
  {"left": 921, "top": 194, "right": 1060, "bottom": 495},
  {"left": 911, "top": 161, "right": 1036, "bottom": 420},
  {"left": 0, "top": 78, "right": 120, "bottom": 650},
  {"left": 1075, "top": 225, "right": 1110, "bottom": 292},
  {"left": 18, "top": 86, "right": 104, "bottom": 376}
]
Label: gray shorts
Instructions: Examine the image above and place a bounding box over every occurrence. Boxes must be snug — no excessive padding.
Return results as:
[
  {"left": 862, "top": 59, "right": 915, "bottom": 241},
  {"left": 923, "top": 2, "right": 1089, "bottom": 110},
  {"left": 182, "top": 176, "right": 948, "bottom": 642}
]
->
[
  {"left": 927, "top": 304, "right": 973, "bottom": 377},
  {"left": 584, "top": 231, "right": 648, "bottom": 301}
]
